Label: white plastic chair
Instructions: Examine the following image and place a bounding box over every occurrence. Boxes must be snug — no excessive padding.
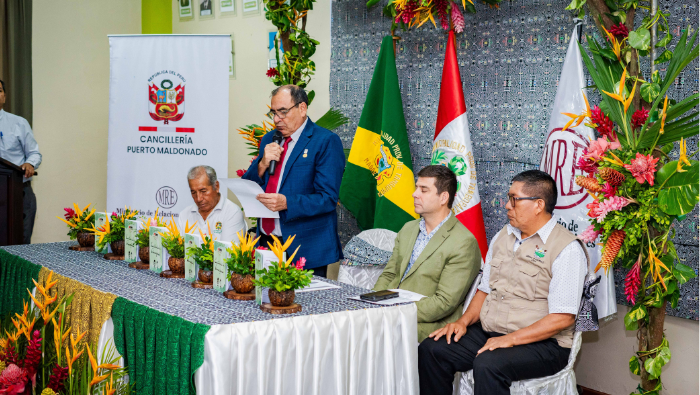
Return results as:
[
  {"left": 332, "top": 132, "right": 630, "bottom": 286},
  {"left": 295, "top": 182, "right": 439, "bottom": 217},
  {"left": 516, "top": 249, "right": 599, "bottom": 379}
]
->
[
  {"left": 337, "top": 229, "right": 397, "bottom": 289},
  {"left": 452, "top": 277, "right": 582, "bottom": 395}
]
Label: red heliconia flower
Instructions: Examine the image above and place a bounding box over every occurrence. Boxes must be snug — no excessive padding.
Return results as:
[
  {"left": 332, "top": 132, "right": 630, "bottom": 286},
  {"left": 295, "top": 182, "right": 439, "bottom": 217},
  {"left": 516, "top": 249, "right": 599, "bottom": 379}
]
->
[
  {"left": 590, "top": 106, "right": 615, "bottom": 139},
  {"left": 624, "top": 259, "right": 642, "bottom": 305},
  {"left": 601, "top": 182, "right": 618, "bottom": 198},
  {"left": 47, "top": 364, "right": 69, "bottom": 393},
  {"left": 63, "top": 208, "right": 76, "bottom": 220},
  {"left": 624, "top": 153, "right": 660, "bottom": 185},
  {"left": 609, "top": 23, "right": 629, "bottom": 38},
  {"left": 396, "top": 0, "right": 418, "bottom": 24},
  {"left": 295, "top": 257, "right": 307, "bottom": 270},
  {"left": 236, "top": 169, "right": 246, "bottom": 177},
  {"left": 266, "top": 68, "right": 279, "bottom": 78},
  {"left": 435, "top": 0, "right": 450, "bottom": 31},
  {"left": 576, "top": 151, "right": 598, "bottom": 176},
  {"left": 631, "top": 108, "right": 649, "bottom": 129},
  {"left": 22, "top": 330, "right": 42, "bottom": 387}
]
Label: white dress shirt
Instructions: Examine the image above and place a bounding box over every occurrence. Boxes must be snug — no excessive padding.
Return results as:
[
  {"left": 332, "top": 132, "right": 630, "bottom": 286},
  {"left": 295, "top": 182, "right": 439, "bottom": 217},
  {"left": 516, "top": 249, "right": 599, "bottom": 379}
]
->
[
  {"left": 178, "top": 195, "right": 247, "bottom": 242},
  {"left": 477, "top": 217, "right": 587, "bottom": 315},
  {"left": 262, "top": 117, "right": 308, "bottom": 236},
  {"left": 0, "top": 109, "right": 42, "bottom": 182}
]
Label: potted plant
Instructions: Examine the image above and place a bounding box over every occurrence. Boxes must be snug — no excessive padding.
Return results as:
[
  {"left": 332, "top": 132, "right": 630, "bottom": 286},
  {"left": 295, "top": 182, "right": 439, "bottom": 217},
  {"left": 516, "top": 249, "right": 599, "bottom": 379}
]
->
[
  {"left": 159, "top": 218, "right": 195, "bottom": 275},
  {"left": 187, "top": 224, "right": 216, "bottom": 284},
  {"left": 253, "top": 235, "right": 313, "bottom": 307},
  {"left": 136, "top": 209, "right": 163, "bottom": 264},
  {"left": 225, "top": 230, "right": 261, "bottom": 294},
  {"left": 56, "top": 203, "right": 96, "bottom": 249},
  {"left": 88, "top": 208, "right": 137, "bottom": 257}
]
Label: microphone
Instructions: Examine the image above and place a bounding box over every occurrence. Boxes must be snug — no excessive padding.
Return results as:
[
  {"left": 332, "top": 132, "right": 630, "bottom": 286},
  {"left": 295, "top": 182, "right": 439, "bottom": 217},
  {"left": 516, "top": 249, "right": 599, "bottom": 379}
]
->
[{"left": 268, "top": 131, "right": 284, "bottom": 176}]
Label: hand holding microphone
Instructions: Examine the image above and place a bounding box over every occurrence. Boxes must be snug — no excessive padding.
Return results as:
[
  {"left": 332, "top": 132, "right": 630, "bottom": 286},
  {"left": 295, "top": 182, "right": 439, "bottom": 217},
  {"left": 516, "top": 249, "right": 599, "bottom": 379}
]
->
[{"left": 266, "top": 131, "right": 284, "bottom": 176}]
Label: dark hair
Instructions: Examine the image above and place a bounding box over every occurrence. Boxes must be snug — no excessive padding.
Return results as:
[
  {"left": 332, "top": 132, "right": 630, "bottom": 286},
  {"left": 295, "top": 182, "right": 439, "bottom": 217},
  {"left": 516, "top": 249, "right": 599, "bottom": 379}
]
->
[
  {"left": 417, "top": 165, "right": 458, "bottom": 209},
  {"left": 271, "top": 85, "right": 308, "bottom": 106},
  {"left": 0, "top": 79, "right": 5, "bottom": 93},
  {"left": 511, "top": 170, "right": 557, "bottom": 214}
]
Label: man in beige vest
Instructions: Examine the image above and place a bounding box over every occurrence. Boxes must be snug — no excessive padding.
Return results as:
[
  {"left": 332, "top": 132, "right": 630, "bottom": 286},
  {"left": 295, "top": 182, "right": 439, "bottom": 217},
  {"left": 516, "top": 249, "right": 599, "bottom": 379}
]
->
[
  {"left": 418, "top": 170, "right": 588, "bottom": 395},
  {"left": 373, "top": 165, "right": 481, "bottom": 341}
]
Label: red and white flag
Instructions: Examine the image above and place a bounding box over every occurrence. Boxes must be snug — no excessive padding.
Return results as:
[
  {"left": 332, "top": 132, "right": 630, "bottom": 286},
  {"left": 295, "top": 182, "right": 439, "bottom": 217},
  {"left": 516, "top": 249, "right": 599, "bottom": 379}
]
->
[{"left": 431, "top": 31, "right": 488, "bottom": 261}]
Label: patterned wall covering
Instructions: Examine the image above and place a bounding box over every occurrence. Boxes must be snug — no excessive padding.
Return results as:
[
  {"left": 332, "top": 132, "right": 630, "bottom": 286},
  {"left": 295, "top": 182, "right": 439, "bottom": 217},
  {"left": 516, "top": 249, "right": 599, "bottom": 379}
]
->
[{"left": 330, "top": 0, "right": 698, "bottom": 319}]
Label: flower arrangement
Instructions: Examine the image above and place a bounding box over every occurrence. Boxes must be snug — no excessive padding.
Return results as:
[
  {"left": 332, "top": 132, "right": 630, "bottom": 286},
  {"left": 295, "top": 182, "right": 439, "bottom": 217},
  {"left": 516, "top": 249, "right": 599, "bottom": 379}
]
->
[
  {"left": 136, "top": 209, "right": 164, "bottom": 249},
  {"left": 186, "top": 223, "right": 216, "bottom": 272},
  {"left": 561, "top": 1, "right": 699, "bottom": 389},
  {"left": 226, "top": 231, "right": 261, "bottom": 278},
  {"left": 56, "top": 203, "right": 95, "bottom": 240},
  {"left": 368, "top": 0, "right": 501, "bottom": 33},
  {"left": 88, "top": 208, "right": 138, "bottom": 250},
  {"left": 0, "top": 270, "right": 131, "bottom": 394},
  {"left": 160, "top": 219, "right": 195, "bottom": 257},
  {"left": 253, "top": 235, "right": 312, "bottom": 293}
]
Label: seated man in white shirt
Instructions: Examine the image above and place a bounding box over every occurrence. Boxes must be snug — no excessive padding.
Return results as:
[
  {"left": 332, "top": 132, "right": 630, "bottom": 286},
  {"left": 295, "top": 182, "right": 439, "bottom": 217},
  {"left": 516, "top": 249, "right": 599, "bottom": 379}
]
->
[
  {"left": 178, "top": 165, "right": 246, "bottom": 241},
  {"left": 418, "top": 170, "right": 588, "bottom": 395}
]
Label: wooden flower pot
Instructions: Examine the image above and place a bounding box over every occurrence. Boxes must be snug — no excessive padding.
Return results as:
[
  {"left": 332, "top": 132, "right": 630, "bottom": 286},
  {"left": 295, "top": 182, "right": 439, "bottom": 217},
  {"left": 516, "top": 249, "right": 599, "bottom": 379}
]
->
[
  {"left": 77, "top": 232, "right": 94, "bottom": 247},
  {"left": 231, "top": 273, "right": 255, "bottom": 294},
  {"left": 268, "top": 289, "right": 295, "bottom": 307},
  {"left": 139, "top": 246, "right": 150, "bottom": 263}
]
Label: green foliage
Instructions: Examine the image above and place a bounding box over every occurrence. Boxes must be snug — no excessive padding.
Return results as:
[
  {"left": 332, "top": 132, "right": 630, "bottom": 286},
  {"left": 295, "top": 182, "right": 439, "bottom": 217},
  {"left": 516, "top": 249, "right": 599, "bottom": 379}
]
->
[
  {"left": 161, "top": 235, "right": 184, "bottom": 259},
  {"left": 136, "top": 228, "right": 149, "bottom": 248},
  {"left": 225, "top": 245, "right": 255, "bottom": 277},
  {"left": 655, "top": 160, "right": 700, "bottom": 216},
  {"left": 253, "top": 263, "right": 312, "bottom": 292},
  {"left": 315, "top": 107, "right": 350, "bottom": 131},
  {"left": 186, "top": 235, "right": 214, "bottom": 271},
  {"left": 624, "top": 305, "right": 646, "bottom": 331}
]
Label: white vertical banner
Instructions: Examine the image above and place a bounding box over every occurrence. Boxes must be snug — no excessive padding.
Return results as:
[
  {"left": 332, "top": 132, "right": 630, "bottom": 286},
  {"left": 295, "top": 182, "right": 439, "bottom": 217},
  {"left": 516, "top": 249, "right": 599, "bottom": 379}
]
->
[
  {"left": 540, "top": 26, "right": 616, "bottom": 319},
  {"left": 107, "top": 35, "right": 230, "bottom": 222}
]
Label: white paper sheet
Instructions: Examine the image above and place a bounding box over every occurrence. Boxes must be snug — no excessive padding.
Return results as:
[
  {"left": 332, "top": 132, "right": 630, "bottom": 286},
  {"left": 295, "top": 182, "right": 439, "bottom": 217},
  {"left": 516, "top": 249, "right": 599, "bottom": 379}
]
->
[
  {"left": 296, "top": 279, "right": 342, "bottom": 293},
  {"left": 348, "top": 289, "right": 426, "bottom": 305},
  {"left": 219, "top": 178, "right": 279, "bottom": 218}
]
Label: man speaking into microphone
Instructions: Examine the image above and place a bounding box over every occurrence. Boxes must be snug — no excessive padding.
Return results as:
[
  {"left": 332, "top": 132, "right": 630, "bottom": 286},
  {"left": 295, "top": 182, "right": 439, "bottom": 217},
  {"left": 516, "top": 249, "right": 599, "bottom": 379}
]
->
[{"left": 242, "top": 85, "right": 345, "bottom": 277}]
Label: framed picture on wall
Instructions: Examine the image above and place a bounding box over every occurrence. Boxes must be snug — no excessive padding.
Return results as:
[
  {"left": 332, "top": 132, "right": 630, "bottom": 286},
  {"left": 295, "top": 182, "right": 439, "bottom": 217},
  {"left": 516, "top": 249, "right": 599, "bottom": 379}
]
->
[
  {"left": 200, "top": 0, "right": 213, "bottom": 16},
  {"left": 179, "top": 0, "right": 193, "bottom": 18},
  {"left": 220, "top": 0, "right": 235, "bottom": 14},
  {"left": 242, "top": 0, "right": 260, "bottom": 16}
]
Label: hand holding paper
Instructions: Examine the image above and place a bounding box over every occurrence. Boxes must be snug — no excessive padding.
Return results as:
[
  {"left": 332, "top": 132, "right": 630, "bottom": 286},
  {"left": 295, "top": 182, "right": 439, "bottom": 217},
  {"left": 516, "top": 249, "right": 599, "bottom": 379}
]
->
[{"left": 218, "top": 178, "right": 280, "bottom": 219}]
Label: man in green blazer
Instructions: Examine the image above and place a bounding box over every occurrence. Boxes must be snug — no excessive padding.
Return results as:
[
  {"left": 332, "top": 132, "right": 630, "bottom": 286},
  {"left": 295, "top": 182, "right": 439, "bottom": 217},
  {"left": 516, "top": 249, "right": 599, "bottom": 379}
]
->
[{"left": 373, "top": 165, "right": 482, "bottom": 341}]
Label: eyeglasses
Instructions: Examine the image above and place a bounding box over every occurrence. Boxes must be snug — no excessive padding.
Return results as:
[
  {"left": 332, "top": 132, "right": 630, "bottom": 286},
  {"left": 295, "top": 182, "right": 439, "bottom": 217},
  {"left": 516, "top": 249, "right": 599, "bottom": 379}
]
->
[
  {"left": 267, "top": 102, "right": 300, "bottom": 119},
  {"left": 508, "top": 195, "right": 542, "bottom": 207}
]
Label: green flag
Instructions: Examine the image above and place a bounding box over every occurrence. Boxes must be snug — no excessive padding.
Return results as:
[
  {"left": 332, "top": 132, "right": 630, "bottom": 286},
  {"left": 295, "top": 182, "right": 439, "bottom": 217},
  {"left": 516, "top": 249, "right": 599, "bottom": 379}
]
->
[{"left": 339, "top": 36, "right": 418, "bottom": 233}]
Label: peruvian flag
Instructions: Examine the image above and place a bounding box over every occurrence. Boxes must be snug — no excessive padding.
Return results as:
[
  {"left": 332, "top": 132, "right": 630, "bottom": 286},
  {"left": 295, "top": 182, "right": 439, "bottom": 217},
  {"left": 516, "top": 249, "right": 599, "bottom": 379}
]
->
[{"left": 432, "top": 31, "right": 488, "bottom": 261}]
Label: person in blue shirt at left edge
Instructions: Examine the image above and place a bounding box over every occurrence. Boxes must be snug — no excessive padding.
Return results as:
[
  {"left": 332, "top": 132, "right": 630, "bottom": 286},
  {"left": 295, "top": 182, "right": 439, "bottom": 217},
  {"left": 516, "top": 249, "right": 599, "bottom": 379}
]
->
[
  {"left": 0, "top": 79, "right": 42, "bottom": 244},
  {"left": 242, "top": 85, "right": 345, "bottom": 277}
]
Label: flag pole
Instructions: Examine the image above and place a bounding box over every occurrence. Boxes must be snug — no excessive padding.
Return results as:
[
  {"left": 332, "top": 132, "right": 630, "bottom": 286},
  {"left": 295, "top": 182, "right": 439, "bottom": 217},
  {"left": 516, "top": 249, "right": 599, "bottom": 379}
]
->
[{"left": 391, "top": 27, "right": 400, "bottom": 56}]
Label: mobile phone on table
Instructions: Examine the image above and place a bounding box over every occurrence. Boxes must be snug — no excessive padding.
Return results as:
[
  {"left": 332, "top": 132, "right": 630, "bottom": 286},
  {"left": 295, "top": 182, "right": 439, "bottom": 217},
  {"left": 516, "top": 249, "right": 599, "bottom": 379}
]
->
[{"left": 360, "top": 290, "right": 399, "bottom": 301}]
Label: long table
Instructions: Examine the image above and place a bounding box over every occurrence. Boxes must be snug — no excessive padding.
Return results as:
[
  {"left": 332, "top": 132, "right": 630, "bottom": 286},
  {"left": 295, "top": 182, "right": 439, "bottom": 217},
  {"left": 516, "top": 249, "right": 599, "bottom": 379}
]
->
[{"left": 0, "top": 242, "right": 418, "bottom": 395}]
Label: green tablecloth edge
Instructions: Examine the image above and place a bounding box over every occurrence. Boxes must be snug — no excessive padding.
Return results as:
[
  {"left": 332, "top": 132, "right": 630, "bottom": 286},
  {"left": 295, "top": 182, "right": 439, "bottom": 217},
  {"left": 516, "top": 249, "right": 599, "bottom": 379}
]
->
[
  {"left": 0, "top": 248, "right": 42, "bottom": 317},
  {"left": 0, "top": 248, "right": 210, "bottom": 395}
]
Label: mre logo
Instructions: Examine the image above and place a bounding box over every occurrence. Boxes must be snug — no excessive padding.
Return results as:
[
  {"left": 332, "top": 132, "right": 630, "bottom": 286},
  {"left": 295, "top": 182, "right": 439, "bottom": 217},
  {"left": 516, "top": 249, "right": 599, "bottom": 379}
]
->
[{"left": 156, "top": 186, "right": 178, "bottom": 209}]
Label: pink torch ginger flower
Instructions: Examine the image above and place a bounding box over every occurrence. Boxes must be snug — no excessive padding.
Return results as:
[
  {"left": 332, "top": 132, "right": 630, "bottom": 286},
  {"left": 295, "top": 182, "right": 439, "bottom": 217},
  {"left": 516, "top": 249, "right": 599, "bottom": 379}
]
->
[
  {"left": 595, "top": 196, "right": 631, "bottom": 223},
  {"left": 624, "top": 153, "right": 659, "bottom": 185},
  {"left": 451, "top": 5, "right": 465, "bottom": 33},
  {"left": 295, "top": 257, "right": 307, "bottom": 270},
  {"left": 579, "top": 225, "right": 602, "bottom": 243}
]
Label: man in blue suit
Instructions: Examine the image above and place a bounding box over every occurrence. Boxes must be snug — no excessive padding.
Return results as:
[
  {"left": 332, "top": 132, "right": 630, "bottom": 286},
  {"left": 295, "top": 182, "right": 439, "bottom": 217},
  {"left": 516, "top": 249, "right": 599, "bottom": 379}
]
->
[{"left": 242, "top": 85, "right": 345, "bottom": 277}]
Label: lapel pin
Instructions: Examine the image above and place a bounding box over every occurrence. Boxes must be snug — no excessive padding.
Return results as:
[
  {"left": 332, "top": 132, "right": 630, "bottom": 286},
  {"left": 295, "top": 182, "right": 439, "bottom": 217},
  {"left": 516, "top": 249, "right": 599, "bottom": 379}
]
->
[{"left": 303, "top": 148, "right": 308, "bottom": 158}]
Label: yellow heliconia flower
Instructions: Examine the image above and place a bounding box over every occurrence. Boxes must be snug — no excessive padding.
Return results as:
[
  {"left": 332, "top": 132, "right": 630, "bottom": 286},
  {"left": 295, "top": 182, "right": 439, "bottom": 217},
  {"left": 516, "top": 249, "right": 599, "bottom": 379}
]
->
[
  {"left": 659, "top": 96, "right": 669, "bottom": 135},
  {"left": 648, "top": 245, "right": 669, "bottom": 291},
  {"left": 602, "top": 26, "right": 626, "bottom": 61},
  {"left": 562, "top": 90, "right": 593, "bottom": 131},
  {"left": 677, "top": 138, "right": 691, "bottom": 172},
  {"left": 197, "top": 222, "right": 217, "bottom": 252},
  {"left": 88, "top": 221, "right": 111, "bottom": 244},
  {"left": 236, "top": 230, "right": 261, "bottom": 254},
  {"left": 603, "top": 70, "right": 626, "bottom": 101},
  {"left": 602, "top": 151, "right": 626, "bottom": 167},
  {"left": 267, "top": 235, "right": 298, "bottom": 268},
  {"left": 56, "top": 216, "right": 77, "bottom": 228},
  {"left": 87, "top": 346, "right": 116, "bottom": 387}
]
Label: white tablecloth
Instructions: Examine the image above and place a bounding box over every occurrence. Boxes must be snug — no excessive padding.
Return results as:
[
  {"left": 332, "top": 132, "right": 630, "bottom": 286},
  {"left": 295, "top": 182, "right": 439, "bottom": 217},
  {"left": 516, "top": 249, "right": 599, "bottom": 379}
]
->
[{"left": 193, "top": 303, "right": 418, "bottom": 395}]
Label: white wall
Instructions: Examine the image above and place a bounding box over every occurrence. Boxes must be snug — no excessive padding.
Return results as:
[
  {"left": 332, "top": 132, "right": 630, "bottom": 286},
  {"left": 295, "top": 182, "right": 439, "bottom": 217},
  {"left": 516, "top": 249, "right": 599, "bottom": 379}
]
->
[
  {"left": 575, "top": 304, "right": 699, "bottom": 395},
  {"left": 31, "top": 0, "right": 141, "bottom": 243}
]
